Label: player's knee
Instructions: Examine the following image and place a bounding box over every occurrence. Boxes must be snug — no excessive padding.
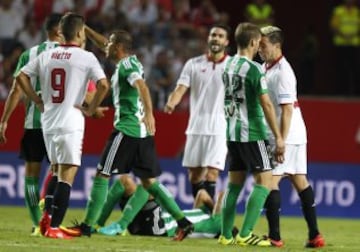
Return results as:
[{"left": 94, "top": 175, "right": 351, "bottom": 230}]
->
[{"left": 205, "top": 168, "right": 219, "bottom": 181}]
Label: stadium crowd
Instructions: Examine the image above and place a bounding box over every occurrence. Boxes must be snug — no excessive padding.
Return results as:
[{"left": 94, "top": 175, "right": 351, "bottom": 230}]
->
[{"left": 0, "top": 0, "right": 231, "bottom": 108}]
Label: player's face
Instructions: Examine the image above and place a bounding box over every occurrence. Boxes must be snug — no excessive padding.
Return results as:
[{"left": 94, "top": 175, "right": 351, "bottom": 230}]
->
[
  {"left": 258, "top": 36, "right": 276, "bottom": 62},
  {"left": 251, "top": 36, "right": 261, "bottom": 59},
  {"left": 105, "top": 34, "right": 118, "bottom": 60},
  {"left": 207, "top": 27, "right": 229, "bottom": 54}
]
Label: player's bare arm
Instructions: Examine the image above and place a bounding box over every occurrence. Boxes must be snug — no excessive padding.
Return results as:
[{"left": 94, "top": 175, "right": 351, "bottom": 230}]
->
[
  {"left": 79, "top": 78, "right": 109, "bottom": 117},
  {"left": 259, "top": 93, "right": 285, "bottom": 162},
  {"left": 84, "top": 25, "right": 108, "bottom": 52},
  {"left": 0, "top": 80, "right": 24, "bottom": 143},
  {"left": 280, "top": 103, "right": 293, "bottom": 141},
  {"left": 83, "top": 89, "right": 109, "bottom": 119},
  {"left": 164, "top": 84, "right": 188, "bottom": 114},
  {"left": 134, "top": 79, "right": 156, "bottom": 135},
  {"left": 16, "top": 72, "right": 44, "bottom": 112}
]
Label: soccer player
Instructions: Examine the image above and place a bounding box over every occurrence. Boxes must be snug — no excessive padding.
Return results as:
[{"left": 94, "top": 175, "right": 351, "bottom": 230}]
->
[
  {"left": 94, "top": 175, "right": 230, "bottom": 239},
  {"left": 16, "top": 13, "right": 109, "bottom": 239},
  {"left": 164, "top": 24, "right": 230, "bottom": 201},
  {"left": 258, "top": 25, "right": 325, "bottom": 248},
  {"left": 67, "top": 26, "right": 193, "bottom": 241},
  {"left": 218, "top": 22, "right": 285, "bottom": 247},
  {"left": 0, "top": 13, "right": 63, "bottom": 237}
]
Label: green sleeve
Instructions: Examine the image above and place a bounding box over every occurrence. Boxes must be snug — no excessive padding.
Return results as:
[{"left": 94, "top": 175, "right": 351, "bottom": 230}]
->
[{"left": 13, "top": 50, "right": 30, "bottom": 77}]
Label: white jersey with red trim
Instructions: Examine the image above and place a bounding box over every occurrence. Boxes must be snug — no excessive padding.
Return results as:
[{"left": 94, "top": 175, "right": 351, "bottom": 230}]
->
[
  {"left": 21, "top": 45, "right": 106, "bottom": 134},
  {"left": 176, "top": 54, "right": 229, "bottom": 135},
  {"left": 263, "top": 56, "right": 307, "bottom": 144}
]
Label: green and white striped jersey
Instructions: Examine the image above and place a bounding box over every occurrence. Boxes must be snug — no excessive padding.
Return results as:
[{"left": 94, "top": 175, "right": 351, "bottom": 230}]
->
[
  {"left": 223, "top": 55, "right": 268, "bottom": 142},
  {"left": 13, "top": 41, "right": 59, "bottom": 129},
  {"left": 111, "top": 55, "right": 148, "bottom": 138},
  {"left": 162, "top": 208, "right": 220, "bottom": 238}
]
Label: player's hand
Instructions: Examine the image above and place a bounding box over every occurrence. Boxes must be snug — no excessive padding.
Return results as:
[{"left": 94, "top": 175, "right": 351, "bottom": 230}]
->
[
  {"left": 142, "top": 113, "right": 156, "bottom": 135},
  {"left": 35, "top": 100, "right": 44, "bottom": 112},
  {"left": 75, "top": 104, "right": 96, "bottom": 117},
  {"left": 0, "top": 122, "right": 7, "bottom": 144},
  {"left": 92, "top": 106, "right": 109, "bottom": 119},
  {"left": 164, "top": 103, "right": 175, "bottom": 114},
  {"left": 274, "top": 137, "right": 285, "bottom": 163}
]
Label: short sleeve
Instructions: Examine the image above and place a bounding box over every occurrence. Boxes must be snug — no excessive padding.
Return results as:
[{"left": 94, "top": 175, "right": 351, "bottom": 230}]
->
[
  {"left": 20, "top": 55, "right": 40, "bottom": 78},
  {"left": 88, "top": 53, "right": 106, "bottom": 82},
  {"left": 176, "top": 59, "right": 192, "bottom": 88},
  {"left": 277, "top": 70, "right": 295, "bottom": 104}
]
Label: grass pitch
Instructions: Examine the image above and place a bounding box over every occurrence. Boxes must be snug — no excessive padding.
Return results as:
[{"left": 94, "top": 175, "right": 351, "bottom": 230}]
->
[{"left": 0, "top": 206, "right": 359, "bottom": 252}]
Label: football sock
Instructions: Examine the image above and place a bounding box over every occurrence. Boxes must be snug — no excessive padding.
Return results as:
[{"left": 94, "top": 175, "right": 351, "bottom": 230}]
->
[
  {"left": 44, "top": 175, "right": 58, "bottom": 213},
  {"left": 40, "top": 170, "right": 53, "bottom": 199},
  {"left": 117, "top": 185, "right": 149, "bottom": 229},
  {"left": 24, "top": 176, "right": 41, "bottom": 226},
  {"left": 264, "top": 190, "right": 281, "bottom": 240},
  {"left": 299, "top": 186, "right": 320, "bottom": 240},
  {"left": 147, "top": 181, "right": 184, "bottom": 220},
  {"left": 204, "top": 181, "right": 216, "bottom": 200},
  {"left": 51, "top": 181, "right": 71, "bottom": 227},
  {"left": 96, "top": 180, "right": 125, "bottom": 226},
  {"left": 84, "top": 176, "right": 109, "bottom": 226},
  {"left": 221, "top": 183, "right": 242, "bottom": 239},
  {"left": 240, "top": 184, "right": 269, "bottom": 238},
  {"left": 191, "top": 181, "right": 204, "bottom": 199}
]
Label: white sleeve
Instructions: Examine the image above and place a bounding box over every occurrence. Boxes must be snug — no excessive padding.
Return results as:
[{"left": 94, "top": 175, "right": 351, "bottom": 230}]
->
[
  {"left": 127, "top": 72, "right": 143, "bottom": 86},
  {"left": 277, "top": 70, "right": 295, "bottom": 104},
  {"left": 88, "top": 53, "right": 106, "bottom": 82},
  {"left": 20, "top": 56, "right": 40, "bottom": 77},
  {"left": 176, "top": 59, "right": 192, "bottom": 88}
]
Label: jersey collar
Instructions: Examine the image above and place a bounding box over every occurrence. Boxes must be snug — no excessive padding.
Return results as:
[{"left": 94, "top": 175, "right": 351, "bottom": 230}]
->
[{"left": 265, "top": 55, "right": 283, "bottom": 71}]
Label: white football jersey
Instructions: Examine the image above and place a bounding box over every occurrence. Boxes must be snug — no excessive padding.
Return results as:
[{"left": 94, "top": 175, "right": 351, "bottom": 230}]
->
[
  {"left": 177, "top": 54, "right": 229, "bottom": 136},
  {"left": 263, "top": 56, "right": 307, "bottom": 144},
  {"left": 21, "top": 45, "right": 106, "bottom": 134}
]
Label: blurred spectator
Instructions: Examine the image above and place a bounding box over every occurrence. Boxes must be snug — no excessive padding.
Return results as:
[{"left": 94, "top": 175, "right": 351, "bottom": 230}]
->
[
  {"left": 0, "top": 0, "right": 24, "bottom": 41},
  {"left": 99, "top": 0, "right": 131, "bottom": 31},
  {"left": 148, "top": 50, "right": 175, "bottom": 109},
  {"left": 330, "top": 0, "right": 360, "bottom": 95},
  {"left": 17, "top": 16, "right": 42, "bottom": 49},
  {"left": 191, "top": 0, "right": 219, "bottom": 35},
  {"left": 244, "top": 0, "right": 274, "bottom": 27},
  {"left": 172, "top": 0, "right": 194, "bottom": 39}
]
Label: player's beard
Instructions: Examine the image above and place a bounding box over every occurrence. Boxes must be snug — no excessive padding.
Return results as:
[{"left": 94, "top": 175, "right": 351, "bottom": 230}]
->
[{"left": 209, "top": 42, "right": 225, "bottom": 54}]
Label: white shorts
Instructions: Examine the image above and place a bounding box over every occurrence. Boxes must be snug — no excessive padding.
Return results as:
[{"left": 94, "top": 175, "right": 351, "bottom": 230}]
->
[
  {"left": 43, "top": 130, "right": 84, "bottom": 166},
  {"left": 182, "top": 135, "right": 227, "bottom": 170},
  {"left": 272, "top": 144, "right": 307, "bottom": 175}
]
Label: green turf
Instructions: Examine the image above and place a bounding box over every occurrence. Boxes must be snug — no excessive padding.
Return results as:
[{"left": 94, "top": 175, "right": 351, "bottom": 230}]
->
[{"left": 0, "top": 206, "right": 359, "bottom": 252}]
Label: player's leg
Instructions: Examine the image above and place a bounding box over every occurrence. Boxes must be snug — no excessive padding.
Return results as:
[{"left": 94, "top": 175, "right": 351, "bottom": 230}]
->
[
  {"left": 263, "top": 175, "right": 283, "bottom": 246},
  {"left": 188, "top": 167, "right": 206, "bottom": 199},
  {"left": 203, "top": 135, "right": 227, "bottom": 200},
  {"left": 43, "top": 131, "right": 83, "bottom": 239},
  {"left": 20, "top": 129, "right": 47, "bottom": 236},
  {"left": 236, "top": 141, "right": 272, "bottom": 247},
  {"left": 288, "top": 144, "right": 324, "bottom": 248},
  {"left": 95, "top": 176, "right": 129, "bottom": 227}
]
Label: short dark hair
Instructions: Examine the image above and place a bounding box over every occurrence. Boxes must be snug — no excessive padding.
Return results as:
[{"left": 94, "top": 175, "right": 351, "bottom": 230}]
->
[
  {"left": 234, "top": 22, "right": 261, "bottom": 49},
  {"left": 260, "top": 26, "right": 284, "bottom": 46},
  {"left": 111, "top": 30, "right": 133, "bottom": 52},
  {"left": 210, "top": 23, "right": 231, "bottom": 39},
  {"left": 60, "top": 13, "right": 85, "bottom": 41},
  {"left": 44, "top": 13, "right": 63, "bottom": 32}
]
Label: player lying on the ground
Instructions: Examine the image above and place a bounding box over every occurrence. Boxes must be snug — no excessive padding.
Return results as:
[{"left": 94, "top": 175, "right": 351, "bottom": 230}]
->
[{"left": 70, "top": 174, "right": 236, "bottom": 238}]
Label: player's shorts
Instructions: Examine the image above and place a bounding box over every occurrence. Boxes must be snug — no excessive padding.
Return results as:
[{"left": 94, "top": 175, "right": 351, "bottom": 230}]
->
[
  {"left": 121, "top": 199, "right": 166, "bottom": 236},
  {"left": 227, "top": 140, "right": 273, "bottom": 173},
  {"left": 97, "top": 131, "right": 161, "bottom": 178},
  {"left": 182, "top": 135, "right": 227, "bottom": 170},
  {"left": 43, "top": 130, "right": 84, "bottom": 166},
  {"left": 272, "top": 144, "right": 307, "bottom": 175},
  {"left": 19, "top": 129, "right": 48, "bottom": 162}
]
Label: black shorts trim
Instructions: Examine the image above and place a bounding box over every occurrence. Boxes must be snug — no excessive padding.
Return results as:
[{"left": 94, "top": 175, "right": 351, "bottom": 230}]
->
[
  {"left": 97, "top": 131, "right": 161, "bottom": 178},
  {"left": 227, "top": 140, "right": 273, "bottom": 173},
  {"left": 19, "top": 129, "right": 48, "bottom": 162}
]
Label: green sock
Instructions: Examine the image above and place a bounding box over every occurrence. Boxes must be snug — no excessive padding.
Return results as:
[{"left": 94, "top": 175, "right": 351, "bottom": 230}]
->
[
  {"left": 96, "top": 180, "right": 125, "bottom": 226},
  {"left": 84, "top": 176, "right": 109, "bottom": 226},
  {"left": 117, "top": 185, "right": 149, "bottom": 229},
  {"left": 147, "top": 181, "right": 184, "bottom": 220},
  {"left": 221, "top": 183, "right": 242, "bottom": 239},
  {"left": 240, "top": 184, "right": 270, "bottom": 237},
  {"left": 24, "top": 176, "right": 41, "bottom": 226}
]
